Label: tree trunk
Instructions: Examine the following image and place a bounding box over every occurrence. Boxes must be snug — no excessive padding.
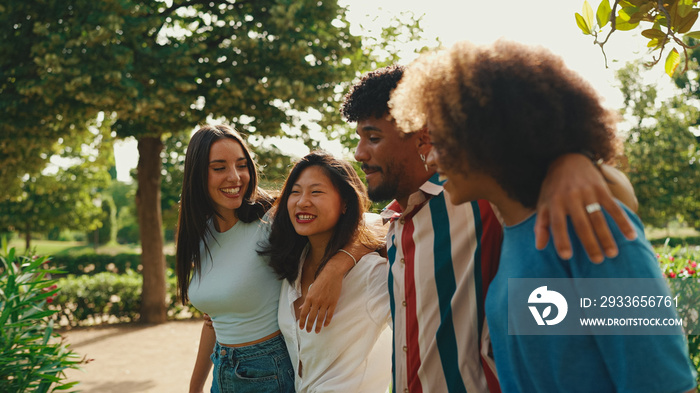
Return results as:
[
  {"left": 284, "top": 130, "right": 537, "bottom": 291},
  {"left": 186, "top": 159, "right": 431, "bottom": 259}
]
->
[
  {"left": 136, "top": 136, "right": 167, "bottom": 324},
  {"left": 25, "top": 221, "right": 31, "bottom": 251}
]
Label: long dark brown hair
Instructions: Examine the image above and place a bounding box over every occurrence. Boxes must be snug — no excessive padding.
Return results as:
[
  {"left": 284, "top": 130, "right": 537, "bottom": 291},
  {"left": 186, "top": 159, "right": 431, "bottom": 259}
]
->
[
  {"left": 259, "top": 151, "right": 382, "bottom": 283},
  {"left": 175, "top": 124, "right": 273, "bottom": 304}
]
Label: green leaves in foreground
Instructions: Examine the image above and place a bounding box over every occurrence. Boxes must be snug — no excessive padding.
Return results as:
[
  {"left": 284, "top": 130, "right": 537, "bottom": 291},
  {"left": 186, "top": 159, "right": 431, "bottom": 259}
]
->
[
  {"left": 576, "top": 0, "right": 700, "bottom": 77},
  {"left": 0, "top": 241, "right": 86, "bottom": 392}
]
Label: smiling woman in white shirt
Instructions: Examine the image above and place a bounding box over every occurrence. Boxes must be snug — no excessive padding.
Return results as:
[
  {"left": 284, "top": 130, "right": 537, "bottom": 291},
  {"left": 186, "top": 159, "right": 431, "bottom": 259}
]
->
[{"left": 259, "top": 151, "right": 392, "bottom": 392}]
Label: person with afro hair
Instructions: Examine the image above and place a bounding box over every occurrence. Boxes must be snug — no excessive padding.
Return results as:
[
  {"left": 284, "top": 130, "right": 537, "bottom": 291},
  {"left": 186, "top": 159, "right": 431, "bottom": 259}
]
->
[{"left": 391, "top": 39, "right": 696, "bottom": 393}]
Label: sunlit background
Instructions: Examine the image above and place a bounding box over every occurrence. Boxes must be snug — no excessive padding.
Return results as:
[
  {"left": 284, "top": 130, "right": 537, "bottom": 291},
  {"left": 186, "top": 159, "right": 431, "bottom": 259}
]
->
[{"left": 113, "top": 0, "right": 670, "bottom": 182}]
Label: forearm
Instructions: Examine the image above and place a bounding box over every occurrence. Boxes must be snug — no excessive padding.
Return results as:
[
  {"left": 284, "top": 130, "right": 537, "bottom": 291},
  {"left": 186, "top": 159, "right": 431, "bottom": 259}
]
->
[
  {"left": 189, "top": 321, "right": 216, "bottom": 393},
  {"left": 298, "top": 240, "right": 373, "bottom": 332},
  {"left": 326, "top": 241, "right": 368, "bottom": 277},
  {"left": 599, "top": 164, "right": 638, "bottom": 212}
]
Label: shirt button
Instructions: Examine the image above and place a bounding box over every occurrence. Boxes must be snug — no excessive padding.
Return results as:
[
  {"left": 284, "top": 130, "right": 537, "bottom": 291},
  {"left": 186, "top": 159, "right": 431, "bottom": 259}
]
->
[
  {"left": 402, "top": 300, "right": 407, "bottom": 307},
  {"left": 404, "top": 389, "right": 409, "bottom": 393},
  {"left": 220, "top": 349, "right": 227, "bottom": 356},
  {"left": 400, "top": 258, "right": 405, "bottom": 264},
  {"left": 403, "top": 345, "right": 408, "bottom": 352}
]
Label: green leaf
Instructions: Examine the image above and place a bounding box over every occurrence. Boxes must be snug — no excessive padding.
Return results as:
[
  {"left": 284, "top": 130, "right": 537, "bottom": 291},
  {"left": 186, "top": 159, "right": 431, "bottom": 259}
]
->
[
  {"left": 665, "top": 48, "right": 681, "bottom": 77},
  {"left": 53, "top": 381, "right": 81, "bottom": 390},
  {"left": 641, "top": 28, "right": 668, "bottom": 39},
  {"left": 677, "top": 10, "right": 698, "bottom": 34},
  {"left": 686, "top": 31, "right": 700, "bottom": 39},
  {"left": 583, "top": 0, "right": 596, "bottom": 29},
  {"left": 678, "top": 0, "right": 695, "bottom": 18},
  {"left": 647, "top": 38, "right": 661, "bottom": 49},
  {"left": 620, "top": 6, "right": 643, "bottom": 23},
  {"left": 576, "top": 12, "right": 592, "bottom": 35},
  {"left": 597, "top": 0, "right": 612, "bottom": 28},
  {"left": 615, "top": 15, "right": 640, "bottom": 30}
]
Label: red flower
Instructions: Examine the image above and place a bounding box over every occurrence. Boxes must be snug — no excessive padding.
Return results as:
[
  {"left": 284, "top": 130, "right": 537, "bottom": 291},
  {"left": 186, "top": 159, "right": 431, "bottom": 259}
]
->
[
  {"left": 669, "top": 272, "right": 677, "bottom": 278},
  {"left": 669, "top": 256, "right": 675, "bottom": 262},
  {"left": 47, "top": 297, "right": 53, "bottom": 303},
  {"left": 689, "top": 269, "right": 696, "bottom": 275},
  {"left": 690, "top": 261, "right": 697, "bottom": 268}
]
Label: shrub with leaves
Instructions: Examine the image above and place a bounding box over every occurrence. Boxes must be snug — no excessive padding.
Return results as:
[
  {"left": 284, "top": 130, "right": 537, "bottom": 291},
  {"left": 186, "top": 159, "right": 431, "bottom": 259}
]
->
[
  {"left": 51, "top": 268, "right": 198, "bottom": 326},
  {"left": 45, "top": 253, "right": 176, "bottom": 277},
  {"left": 0, "top": 241, "right": 85, "bottom": 392}
]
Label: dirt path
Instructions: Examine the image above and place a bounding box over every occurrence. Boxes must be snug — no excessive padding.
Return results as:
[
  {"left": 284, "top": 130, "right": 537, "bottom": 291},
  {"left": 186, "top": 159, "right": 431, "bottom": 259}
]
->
[{"left": 61, "top": 319, "right": 213, "bottom": 392}]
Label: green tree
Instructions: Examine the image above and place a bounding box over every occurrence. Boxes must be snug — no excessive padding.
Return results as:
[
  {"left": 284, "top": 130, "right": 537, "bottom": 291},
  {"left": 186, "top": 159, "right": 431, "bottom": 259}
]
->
[
  {"left": 0, "top": 121, "right": 113, "bottom": 249},
  {"left": 94, "top": 196, "right": 118, "bottom": 246},
  {"left": 576, "top": 0, "right": 700, "bottom": 76},
  {"left": 617, "top": 61, "right": 700, "bottom": 228},
  {"left": 159, "top": 132, "right": 188, "bottom": 242},
  {"left": 0, "top": 157, "right": 109, "bottom": 251},
  {"left": 0, "top": 3, "right": 101, "bottom": 198}
]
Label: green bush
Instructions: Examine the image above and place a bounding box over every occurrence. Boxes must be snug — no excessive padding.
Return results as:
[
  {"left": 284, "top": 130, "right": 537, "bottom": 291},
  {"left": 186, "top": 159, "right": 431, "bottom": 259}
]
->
[
  {"left": 46, "top": 253, "right": 176, "bottom": 277},
  {"left": 51, "top": 269, "right": 198, "bottom": 327},
  {"left": 0, "top": 243, "right": 85, "bottom": 392}
]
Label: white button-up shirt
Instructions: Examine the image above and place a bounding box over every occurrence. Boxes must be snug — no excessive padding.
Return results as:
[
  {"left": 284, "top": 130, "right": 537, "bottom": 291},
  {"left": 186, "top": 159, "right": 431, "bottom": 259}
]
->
[{"left": 279, "top": 250, "right": 392, "bottom": 393}]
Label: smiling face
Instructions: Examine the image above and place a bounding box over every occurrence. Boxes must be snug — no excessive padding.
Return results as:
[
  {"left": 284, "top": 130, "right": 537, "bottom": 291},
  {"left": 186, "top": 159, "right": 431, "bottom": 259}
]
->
[
  {"left": 207, "top": 138, "right": 250, "bottom": 227},
  {"left": 287, "top": 166, "right": 344, "bottom": 244}
]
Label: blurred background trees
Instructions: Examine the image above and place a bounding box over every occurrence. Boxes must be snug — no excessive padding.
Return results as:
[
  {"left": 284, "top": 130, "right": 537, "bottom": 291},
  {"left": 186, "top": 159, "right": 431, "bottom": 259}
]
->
[
  {"left": 616, "top": 48, "right": 700, "bottom": 230},
  {"left": 0, "top": 0, "right": 426, "bottom": 323}
]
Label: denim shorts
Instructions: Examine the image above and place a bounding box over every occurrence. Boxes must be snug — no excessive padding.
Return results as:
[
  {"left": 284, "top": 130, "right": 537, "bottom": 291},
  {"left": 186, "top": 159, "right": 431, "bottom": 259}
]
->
[{"left": 210, "top": 334, "right": 295, "bottom": 393}]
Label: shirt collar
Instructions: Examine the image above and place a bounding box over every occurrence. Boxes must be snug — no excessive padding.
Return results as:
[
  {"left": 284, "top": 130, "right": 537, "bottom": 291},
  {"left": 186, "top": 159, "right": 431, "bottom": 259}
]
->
[
  {"left": 379, "top": 173, "right": 444, "bottom": 224},
  {"left": 420, "top": 172, "right": 445, "bottom": 196}
]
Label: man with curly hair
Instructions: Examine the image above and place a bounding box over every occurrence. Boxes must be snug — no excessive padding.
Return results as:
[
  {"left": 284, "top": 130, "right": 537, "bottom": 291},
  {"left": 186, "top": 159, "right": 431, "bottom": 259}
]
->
[
  {"left": 389, "top": 40, "right": 696, "bottom": 393},
  {"left": 342, "top": 63, "right": 638, "bottom": 393}
]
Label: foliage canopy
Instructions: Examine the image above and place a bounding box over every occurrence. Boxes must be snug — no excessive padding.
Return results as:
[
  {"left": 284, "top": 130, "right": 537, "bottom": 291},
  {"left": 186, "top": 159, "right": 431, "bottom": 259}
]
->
[{"left": 576, "top": 0, "right": 700, "bottom": 76}]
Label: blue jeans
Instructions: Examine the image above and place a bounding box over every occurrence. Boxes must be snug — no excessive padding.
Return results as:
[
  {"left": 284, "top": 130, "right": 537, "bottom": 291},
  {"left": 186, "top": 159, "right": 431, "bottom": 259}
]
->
[{"left": 210, "top": 334, "right": 295, "bottom": 393}]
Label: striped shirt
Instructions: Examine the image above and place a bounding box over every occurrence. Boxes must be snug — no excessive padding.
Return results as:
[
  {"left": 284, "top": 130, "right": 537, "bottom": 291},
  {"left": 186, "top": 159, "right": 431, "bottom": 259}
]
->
[{"left": 380, "top": 174, "right": 503, "bottom": 393}]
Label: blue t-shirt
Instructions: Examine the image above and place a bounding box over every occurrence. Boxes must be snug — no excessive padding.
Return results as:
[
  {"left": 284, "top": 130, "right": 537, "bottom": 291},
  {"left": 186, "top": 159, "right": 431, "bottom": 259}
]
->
[{"left": 485, "top": 204, "right": 697, "bottom": 393}]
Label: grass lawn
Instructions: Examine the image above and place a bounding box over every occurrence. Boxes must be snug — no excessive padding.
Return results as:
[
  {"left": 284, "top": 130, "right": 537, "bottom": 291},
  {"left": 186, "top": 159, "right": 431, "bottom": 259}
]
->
[
  {"left": 646, "top": 226, "right": 700, "bottom": 241},
  {"left": 5, "top": 239, "right": 175, "bottom": 256}
]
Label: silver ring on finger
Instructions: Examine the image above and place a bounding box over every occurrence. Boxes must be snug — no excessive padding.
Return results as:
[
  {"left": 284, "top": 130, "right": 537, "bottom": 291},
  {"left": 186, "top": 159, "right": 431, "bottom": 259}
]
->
[{"left": 585, "top": 202, "right": 602, "bottom": 214}]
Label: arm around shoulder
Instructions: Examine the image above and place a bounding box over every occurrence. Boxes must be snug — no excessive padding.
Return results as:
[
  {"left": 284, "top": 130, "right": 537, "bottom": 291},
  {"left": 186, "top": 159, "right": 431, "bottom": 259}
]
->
[
  {"left": 599, "top": 164, "right": 638, "bottom": 212},
  {"left": 535, "top": 153, "right": 637, "bottom": 264}
]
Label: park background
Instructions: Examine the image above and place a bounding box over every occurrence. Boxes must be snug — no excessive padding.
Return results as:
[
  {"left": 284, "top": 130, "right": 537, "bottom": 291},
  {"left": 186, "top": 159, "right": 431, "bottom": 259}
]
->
[{"left": 1, "top": 0, "right": 699, "bottom": 391}]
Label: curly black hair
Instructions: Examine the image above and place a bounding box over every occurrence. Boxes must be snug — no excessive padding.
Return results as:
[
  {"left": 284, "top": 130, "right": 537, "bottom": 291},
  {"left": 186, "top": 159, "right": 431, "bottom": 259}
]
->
[{"left": 341, "top": 64, "right": 405, "bottom": 122}]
